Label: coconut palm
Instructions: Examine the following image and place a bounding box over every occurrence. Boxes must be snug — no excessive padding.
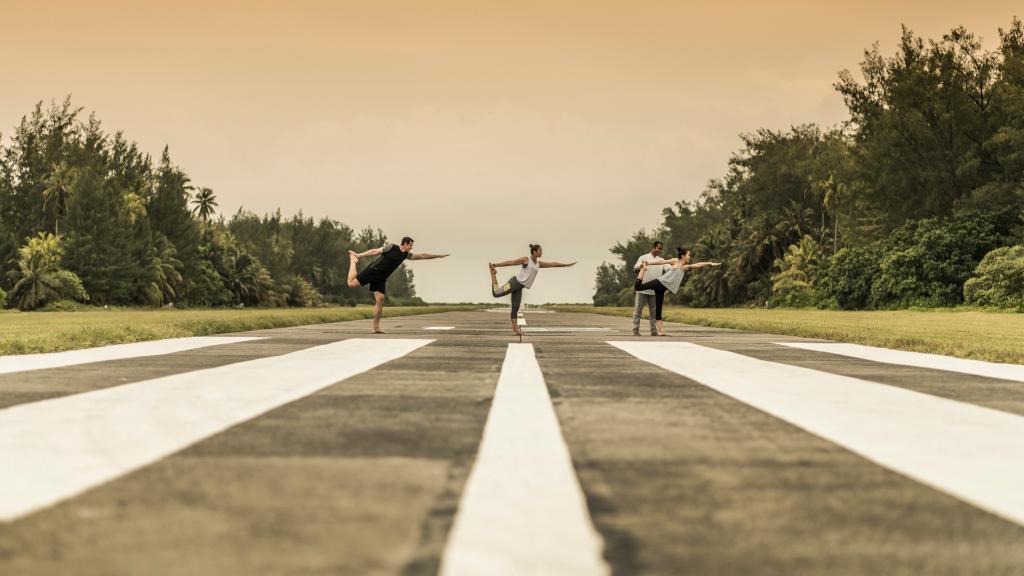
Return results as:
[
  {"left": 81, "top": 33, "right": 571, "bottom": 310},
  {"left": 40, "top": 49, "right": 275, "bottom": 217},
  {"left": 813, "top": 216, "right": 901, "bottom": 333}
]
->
[
  {"left": 191, "top": 187, "right": 219, "bottom": 222},
  {"left": 143, "top": 234, "right": 184, "bottom": 305},
  {"left": 771, "top": 235, "right": 823, "bottom": 295},
  {"left": 41, "top": 161, "right": 77, "bottom": 236},
  {"left": 9, "top": 232, "right": 88, "bottom": 310}
]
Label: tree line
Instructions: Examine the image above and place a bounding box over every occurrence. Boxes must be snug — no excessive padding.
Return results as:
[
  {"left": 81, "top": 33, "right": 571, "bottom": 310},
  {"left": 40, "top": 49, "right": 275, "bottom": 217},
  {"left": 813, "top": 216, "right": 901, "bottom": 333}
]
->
[
  {"left": 0, "top": 98, "right": 419, "bottom": 310},
  {"left": 595, "top": 20, "right": 1024, "bottom": 311}
]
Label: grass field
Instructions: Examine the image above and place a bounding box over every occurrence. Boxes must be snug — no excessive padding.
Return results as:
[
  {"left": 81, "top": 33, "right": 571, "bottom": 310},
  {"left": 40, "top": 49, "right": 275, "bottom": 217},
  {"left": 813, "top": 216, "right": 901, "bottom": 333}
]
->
[
  {"left": 552, "top": 305, "right": 1024, "bottom": 364},
  {"left": 0, "top": 305, "right": 478, "bottom": 355}
]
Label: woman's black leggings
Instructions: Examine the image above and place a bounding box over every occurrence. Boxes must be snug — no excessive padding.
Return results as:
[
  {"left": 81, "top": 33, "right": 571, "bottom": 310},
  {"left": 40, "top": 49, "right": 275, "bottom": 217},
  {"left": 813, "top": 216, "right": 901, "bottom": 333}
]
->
[
  {"left": 635, "top": 278, "right": 667, "bottom": 321},
  {"left": 494, "top": 277, "right": 525, "bottom": 319}
]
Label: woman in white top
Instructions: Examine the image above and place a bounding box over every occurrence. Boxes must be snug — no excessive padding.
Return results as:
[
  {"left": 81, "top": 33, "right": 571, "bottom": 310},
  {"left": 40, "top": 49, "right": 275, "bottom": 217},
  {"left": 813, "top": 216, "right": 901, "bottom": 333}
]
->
[
  {"left": 489, "top": 243, "right": 576, "bottom": 335},
  {"left": 636, "top": 247, "right": 721, "bottom": 336}
]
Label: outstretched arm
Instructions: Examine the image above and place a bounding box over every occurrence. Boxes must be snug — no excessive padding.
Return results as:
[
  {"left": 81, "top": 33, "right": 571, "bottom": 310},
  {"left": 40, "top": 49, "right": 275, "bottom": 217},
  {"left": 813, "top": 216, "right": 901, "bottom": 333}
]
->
[
  {"left": 682, "top": 261, "right": 721, "bottom": 270},
  {"left": 352, "top": 247, "right": 383, "bottom": 258},
  {"left": 647, "top": 258, "right": 678, "bottom": 266},
  {"left": 491, "top": 257, "right": 528, "bottom": 267},
  {"left": 539, "top": 260, "right": 576, "bottom": 268},
  {"left": 410, "top": 252, "right": 449, "bottom": 261}
]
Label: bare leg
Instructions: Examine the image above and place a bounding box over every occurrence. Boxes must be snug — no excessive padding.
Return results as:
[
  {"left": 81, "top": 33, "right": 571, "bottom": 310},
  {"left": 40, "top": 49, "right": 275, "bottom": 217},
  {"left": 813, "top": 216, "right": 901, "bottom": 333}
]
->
[
  {"left": 656, "top": 319, "right": 666, "bottom": 336},
  {"left": 489, "top": 263, "right": 499, "bottom": 292},
  {"left": 372, "top": 291, "right": 387, "bottom": 333},
  {"left": 347, "top": 251, "right": 361, "bottom": 288}
]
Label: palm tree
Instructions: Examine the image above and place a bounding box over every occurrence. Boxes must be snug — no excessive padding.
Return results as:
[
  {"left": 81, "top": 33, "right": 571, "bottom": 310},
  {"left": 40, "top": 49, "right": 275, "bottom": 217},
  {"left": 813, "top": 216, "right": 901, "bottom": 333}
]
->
[
  {"left": 821, "top": 176, "right": 846, "bottom": 253},
  {"left": 771, "top": 235, "right": 822, "bottom": 296},
  {"left": 41, "top": 162, "right": 77, "bottom": 236},
  {"left": 143, "top": 235, "right": 184, "bottom": 305},
  {"left": 191, "top": 187, "right": 218, "bottom": 222},
  {"left": 10, "top": 232, "right": 86, "bottom": 310}
]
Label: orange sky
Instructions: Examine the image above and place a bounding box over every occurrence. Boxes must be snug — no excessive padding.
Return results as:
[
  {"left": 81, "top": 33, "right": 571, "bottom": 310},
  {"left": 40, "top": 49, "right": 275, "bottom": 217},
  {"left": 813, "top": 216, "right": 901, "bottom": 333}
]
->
[{"left": 2, "top": 1, "right": 1020, "bottom": 302}]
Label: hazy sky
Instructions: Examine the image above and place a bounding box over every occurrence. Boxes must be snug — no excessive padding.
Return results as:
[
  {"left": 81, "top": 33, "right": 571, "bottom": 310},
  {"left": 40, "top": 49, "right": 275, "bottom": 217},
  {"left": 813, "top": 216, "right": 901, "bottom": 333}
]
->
[{"left": 2, "top": 1, "right": 1020, "bottom": 302}]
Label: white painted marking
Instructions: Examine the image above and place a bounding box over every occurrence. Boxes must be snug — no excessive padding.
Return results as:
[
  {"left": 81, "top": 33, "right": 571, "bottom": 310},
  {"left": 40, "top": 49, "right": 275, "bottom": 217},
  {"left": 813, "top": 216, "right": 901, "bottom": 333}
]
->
[
  {"left": 610, "top": 341, "right": 1024, "bottom": 527},
  {"left": 521, "top": 327, "right": 612, "bottom": 333},
  {"left": 0, "top": 336, "right": 263, "bottom": 375},
  {"left": 485, "top": 309, "right": 554, "bottom": 314},
  {"left": 779, "top": 341, "right": 1024, "bottom": 383},
  {"left": 440, "top": 344, "right": 608, "bottom": 576},
  {"left": 424, "top": 326, "right": 456, "bottom": 331},
  {"left": 0, "top": 338, "right": 432, "bottom": 522},
  {"left": 517, "top": 317, "right": 528, "bottom": 326}
]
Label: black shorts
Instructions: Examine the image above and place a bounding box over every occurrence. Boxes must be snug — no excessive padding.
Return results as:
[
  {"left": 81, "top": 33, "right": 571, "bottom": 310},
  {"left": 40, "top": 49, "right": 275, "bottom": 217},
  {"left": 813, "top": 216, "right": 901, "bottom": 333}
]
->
[{"left": 355, "top": 269, "right": 387, "bottom": 294}]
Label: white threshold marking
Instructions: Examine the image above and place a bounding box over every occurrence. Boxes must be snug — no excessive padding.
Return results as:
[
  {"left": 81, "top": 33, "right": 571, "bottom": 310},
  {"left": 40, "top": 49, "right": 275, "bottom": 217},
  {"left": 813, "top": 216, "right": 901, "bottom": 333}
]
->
[
  {"left": 0, "top": 338, "right": 432, "bottom": 522},
  {"left": 425, "top": 326, "right": 456, "bottom": 331},
  {"left": 517, "top": 317, "right": 528, "bottom": 326},
  {"left": 610, "top": 341, "right": 1024, "bottom": 527},
  {"left": 779, "top": 341, "right": 1024, "bottom": 383},
  {"left": 440, "top": 344, "right": 609, "bottom": 576},
  {"left": 0, "top": 336, "right": 263, "bottom": 375}
]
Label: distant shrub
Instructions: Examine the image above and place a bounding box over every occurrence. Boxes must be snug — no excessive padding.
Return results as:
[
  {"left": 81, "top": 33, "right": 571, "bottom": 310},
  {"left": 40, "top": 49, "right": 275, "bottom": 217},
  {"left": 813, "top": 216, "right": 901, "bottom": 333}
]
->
[
  {"left": 38, "top": 299, "right": 91, "bottom": 312},
  {"left": 386, "top": 295, "right": 427, "bottom": 306},
  {"left": 0, "top": 286, "right": 7, "bottom": 309},
  {"left": 817, "top": 247, "right": 879, "bottom": 310},
  {"left": 869, "top": 210, "right": 1001, "bottom": 308},
  {"left": 963, "top": 245, "right": 1024, "bottom": 310},
  {"left": 284, "top": 274, "right": 323, "bottom": 307}
]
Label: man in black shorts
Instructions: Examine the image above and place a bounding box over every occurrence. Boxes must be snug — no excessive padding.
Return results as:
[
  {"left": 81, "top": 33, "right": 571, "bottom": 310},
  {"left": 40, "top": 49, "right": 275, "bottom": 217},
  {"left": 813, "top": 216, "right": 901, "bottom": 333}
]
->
[{"left": 347, "top": 236, "right": 449, "bottom": 333}]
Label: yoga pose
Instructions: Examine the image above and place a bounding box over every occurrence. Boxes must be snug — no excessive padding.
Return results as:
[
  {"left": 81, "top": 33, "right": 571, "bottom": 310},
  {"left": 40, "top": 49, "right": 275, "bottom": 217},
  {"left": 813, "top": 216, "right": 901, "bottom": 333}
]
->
[
  {"left": 348, "top": 237, "right": 448, "bottom": 333},
  {"left": 632, "top": 240, "right": 668, "bottom": 336},
  {"left": 635, "top": 247, "right": 720, "bottom": 336},
  {"left": 489, "top": 244, "right": 575, "bottom": 335}
]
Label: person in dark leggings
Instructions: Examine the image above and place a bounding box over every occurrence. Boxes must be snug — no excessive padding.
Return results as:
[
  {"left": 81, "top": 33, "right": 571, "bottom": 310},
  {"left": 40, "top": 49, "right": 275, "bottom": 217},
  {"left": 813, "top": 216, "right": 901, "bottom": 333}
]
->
[
  {"left": 489, "top": 243, "right": 576, "bottom": 336},
  {"left": 634, "top": 247, "right": 721, "bottom": 336}
]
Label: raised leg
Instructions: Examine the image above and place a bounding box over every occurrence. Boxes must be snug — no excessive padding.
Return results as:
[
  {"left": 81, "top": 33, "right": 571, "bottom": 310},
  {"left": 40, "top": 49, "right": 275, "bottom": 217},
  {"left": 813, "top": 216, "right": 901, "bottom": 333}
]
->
[{"left": 347, "top": 251, "right": 361, "bottom": 288}]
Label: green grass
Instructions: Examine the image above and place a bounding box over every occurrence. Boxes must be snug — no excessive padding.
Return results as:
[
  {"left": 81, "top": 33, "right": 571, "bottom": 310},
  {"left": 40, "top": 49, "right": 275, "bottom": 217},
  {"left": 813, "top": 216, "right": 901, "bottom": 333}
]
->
[
  {"left": 0, "top": 305, "right": 477, "bottom": 355},
  {"left": 551, "top": 305, "right": 1024, "bottom": 364}
]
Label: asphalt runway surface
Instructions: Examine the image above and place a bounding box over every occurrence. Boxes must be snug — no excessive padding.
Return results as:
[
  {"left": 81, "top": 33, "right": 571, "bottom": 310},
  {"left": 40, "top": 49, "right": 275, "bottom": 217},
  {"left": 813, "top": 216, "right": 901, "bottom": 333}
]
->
[{"left": 1, "top": 310, "right": 1023, "bottom": 575}]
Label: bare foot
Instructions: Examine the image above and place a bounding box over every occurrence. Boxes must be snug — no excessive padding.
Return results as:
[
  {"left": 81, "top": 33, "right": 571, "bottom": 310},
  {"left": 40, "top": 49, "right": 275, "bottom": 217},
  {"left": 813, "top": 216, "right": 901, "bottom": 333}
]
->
[{"left": 373, "top": 329, "right": 389, "bottom": 334}]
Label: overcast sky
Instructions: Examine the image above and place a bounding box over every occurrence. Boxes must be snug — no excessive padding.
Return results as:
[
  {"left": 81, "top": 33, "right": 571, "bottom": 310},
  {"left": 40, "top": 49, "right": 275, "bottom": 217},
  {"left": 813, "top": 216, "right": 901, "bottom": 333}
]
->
[{"left": 2, "top": 1, "right": 1020, "bottom": 302}]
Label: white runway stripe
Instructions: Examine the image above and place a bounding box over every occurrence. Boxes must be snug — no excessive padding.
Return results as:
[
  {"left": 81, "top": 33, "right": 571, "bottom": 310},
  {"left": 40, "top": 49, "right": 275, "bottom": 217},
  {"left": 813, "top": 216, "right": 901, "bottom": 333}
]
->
[
  {"left": 611, "top": 341, "right": 1024, "bottom": 527},
  {"left": 0, "top": 338, "right": 431, "bottom": 522},
  {"left": 0, "top": 336, "right": 263, "bottom": 375},
  {"left": 440, "top": 344, "right": 609, "bottom": 576},
  {"left": 779, "top": 341, "right": 1024, "bottom": 383}
]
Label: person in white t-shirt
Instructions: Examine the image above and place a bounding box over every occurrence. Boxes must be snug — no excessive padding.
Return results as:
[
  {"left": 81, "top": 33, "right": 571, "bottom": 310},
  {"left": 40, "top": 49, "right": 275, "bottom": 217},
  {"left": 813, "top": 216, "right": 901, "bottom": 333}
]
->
[
  {"left": 636, "top": 247, "right": 721, "bottom": 335},
  {"left": 632, "top": 241, "right": 669, "bottom": 336},
  {"left": 489, "top": 243, "right": 576, "bottom": 336}
]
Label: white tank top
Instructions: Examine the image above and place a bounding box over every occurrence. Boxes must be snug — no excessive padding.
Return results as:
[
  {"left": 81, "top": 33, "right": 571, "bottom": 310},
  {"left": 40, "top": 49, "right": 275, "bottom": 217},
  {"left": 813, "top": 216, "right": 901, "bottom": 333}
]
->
[{"left": 515, "top": 256, "right": 540, "bottom": 289}]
